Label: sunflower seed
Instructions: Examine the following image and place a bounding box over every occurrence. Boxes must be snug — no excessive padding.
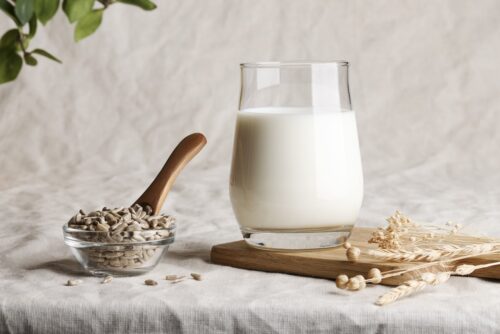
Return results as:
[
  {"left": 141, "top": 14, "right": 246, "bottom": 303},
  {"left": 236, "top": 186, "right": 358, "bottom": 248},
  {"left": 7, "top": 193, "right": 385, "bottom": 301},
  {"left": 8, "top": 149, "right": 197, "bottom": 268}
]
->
[
  {"left": 66, "top": 279, "right": 83, "bottom": 286},
  {"left": 111, "top": 221, "right": 126, "bottom": 233},
  {"left": 191, "top": 273, "right": 202, "bottom": 281},
  {"left": 96, "top": 223, "right": 110, "bottom": 232},
  {"left": 132, "top": 232, "right": 146, "bottom": 242},
  {"left": 102, "top": 275, "right": 113, "bottom": 284},
  {"left": 109, "top": 259, "right": 121, "bottom": 267},
  {"left": 67, "top": 205, "right": 175, "bottom": 271},
  {"left": 145, "top": 279, "right": 158, "bottom": 286},
  {"left": 126, "top": 222, "right": 142, "bottom": 232}
]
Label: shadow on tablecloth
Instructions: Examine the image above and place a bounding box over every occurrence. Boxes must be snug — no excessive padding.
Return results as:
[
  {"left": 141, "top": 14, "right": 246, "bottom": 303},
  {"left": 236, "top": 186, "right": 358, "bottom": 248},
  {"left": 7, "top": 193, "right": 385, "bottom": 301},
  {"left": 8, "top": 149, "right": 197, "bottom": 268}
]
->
[{"left": 25, "top": 259, "right": 87, "bottom": 276}]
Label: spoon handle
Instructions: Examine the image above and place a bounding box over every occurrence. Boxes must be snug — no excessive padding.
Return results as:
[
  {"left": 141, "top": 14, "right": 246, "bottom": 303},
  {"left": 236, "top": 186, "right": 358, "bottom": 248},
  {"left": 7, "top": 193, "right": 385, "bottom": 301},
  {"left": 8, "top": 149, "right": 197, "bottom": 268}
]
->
[{"left": 133, "top": 133, "right": 207, "bottom": 214}]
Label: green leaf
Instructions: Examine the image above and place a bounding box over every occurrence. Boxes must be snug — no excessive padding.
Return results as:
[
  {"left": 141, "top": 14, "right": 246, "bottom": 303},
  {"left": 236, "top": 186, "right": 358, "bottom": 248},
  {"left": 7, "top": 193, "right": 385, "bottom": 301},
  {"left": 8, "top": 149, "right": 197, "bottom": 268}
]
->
[
  {"left": 24, "top": 53, "right": 38, "bottom": 66},
  {"left": 63, "top": 0, "right": 94, "bottom": 23},
  {"left": 31, "top": 48, "right": 62, "bottom": 63},
  {"left": 0, "top": 30, "right": 30, "bottom": 53},
  {"left": 21, "top": 36, "right": 31, "bottom": 51},
  {"left": 0, "top": 29, "right": 20, "bottom": 50},
  {"left": 28, "top": 16, "right": 37, "bottom": 38},
  {"left": 0, "top": 0, "right": 22, "bottom": 26},
  {"left": 15, "top": 0, "right": 35, "bottom": 25},
  {"left": 74, "top": 9, "right": 102, "bottom": 42},
  {"left": 117, "top": 0, "right": 156, "bottom": 11},
  {"left": 0, "top": 48, "right": 23, "bottom": 84},
  {"left": 34, "top": 0, "right": 59, "bottom": 25}
]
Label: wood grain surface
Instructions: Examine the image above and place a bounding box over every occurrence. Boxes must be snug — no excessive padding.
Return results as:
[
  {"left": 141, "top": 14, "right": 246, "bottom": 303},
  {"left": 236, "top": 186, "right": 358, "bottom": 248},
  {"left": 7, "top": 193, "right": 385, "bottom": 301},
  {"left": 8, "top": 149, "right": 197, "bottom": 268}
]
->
[
  {"left": 210, "top": 227, "right": 499, "bottom": 286},
  {"left": 133, "top": 133, "right": 207, "bottom": 214}
]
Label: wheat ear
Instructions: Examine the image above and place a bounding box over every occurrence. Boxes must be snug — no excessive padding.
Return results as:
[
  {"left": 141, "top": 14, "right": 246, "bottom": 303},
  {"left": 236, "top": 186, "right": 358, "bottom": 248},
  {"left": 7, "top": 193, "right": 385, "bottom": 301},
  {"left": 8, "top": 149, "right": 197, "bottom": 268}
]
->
[
  {"left": 377, "top": 249, "right": 500, "bottom": 282},
  {"left": 375, "top": 280, "right": 428, "bottom": 306},
  {"left": 376, "top": 272, "right": 451, "bottom": 306},
  {"left": 376, "top": 261, "right": 500, "bottom": 306},
  {"left": 367, "top": 243, "right": 498, "bottom": 262},
  {"left": 454, "top": 261, "right": 500, "bottom": 275}
]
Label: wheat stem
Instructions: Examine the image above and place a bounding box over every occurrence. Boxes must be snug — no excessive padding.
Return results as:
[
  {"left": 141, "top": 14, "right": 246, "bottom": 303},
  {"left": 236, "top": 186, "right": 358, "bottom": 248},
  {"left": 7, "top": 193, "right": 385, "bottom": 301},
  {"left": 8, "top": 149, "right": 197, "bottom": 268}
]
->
[
  {"left": 472, "top": 261, "right": 500, "bottom": 271},
  {"left": 366, "top": 249, "right": 500, "bottom": 283},
  {"left": 367, "top": 243, "right": 499, "bottom": 262},
  {"left": 375, "top": 260, "right": 500, "bottom": 306}
]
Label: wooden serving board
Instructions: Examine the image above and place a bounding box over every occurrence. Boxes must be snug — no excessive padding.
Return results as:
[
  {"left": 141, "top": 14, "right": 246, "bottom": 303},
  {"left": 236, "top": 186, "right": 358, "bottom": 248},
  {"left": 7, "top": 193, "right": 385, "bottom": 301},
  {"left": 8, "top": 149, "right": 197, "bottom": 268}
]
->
[{"left": 211, "top": 227, "right": 500, "bottom": 286}]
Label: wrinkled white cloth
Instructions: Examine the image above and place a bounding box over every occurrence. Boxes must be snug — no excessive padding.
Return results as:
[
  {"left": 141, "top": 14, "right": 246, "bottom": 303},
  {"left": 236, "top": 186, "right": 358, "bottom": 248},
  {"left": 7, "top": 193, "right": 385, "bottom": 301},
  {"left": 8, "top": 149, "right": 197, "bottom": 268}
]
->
[{"left": 1, "top": 0, "right": 500, "bottom": 333}]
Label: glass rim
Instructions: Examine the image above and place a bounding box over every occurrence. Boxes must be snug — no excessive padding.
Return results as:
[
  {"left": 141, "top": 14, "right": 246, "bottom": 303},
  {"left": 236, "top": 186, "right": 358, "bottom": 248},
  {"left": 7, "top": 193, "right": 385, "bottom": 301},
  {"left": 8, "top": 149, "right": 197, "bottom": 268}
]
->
[
  {"left": 63, "top": 223, "right": 176, "bottom": 246},
  {"left": 240, "top": 61, "right": 349, "bottom": 68},
  {"left": 62, "top": 223, "right": 176, "bottom": 232}
]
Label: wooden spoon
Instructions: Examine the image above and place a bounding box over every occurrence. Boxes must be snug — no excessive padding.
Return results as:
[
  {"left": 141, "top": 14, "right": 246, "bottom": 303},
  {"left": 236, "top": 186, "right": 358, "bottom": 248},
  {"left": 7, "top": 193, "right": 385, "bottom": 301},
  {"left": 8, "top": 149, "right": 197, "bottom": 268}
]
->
[{"left": 133, "top": 133, "right": 207, "bottom": 214}]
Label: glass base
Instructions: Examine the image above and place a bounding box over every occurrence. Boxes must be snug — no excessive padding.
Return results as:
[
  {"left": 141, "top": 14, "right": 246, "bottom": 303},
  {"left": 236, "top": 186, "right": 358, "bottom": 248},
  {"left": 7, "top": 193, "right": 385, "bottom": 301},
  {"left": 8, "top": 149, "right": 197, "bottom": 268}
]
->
[
  {"left": 69, "top": 244, "right": 171, "bottom": 277},
  {"left": 87, "top": 267, "right": 154, "bottom": 277},
  {"left": 240, "top": 225, "right": 353, "bottom": 251}
]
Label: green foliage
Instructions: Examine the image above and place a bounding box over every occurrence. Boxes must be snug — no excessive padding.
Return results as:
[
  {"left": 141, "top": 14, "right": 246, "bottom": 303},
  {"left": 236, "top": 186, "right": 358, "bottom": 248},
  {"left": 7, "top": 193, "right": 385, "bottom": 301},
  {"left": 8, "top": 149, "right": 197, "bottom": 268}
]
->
[
  {"left": 28, "top": 16, "right": 37, "bottom": 37},
  {"left": 24, "top": 53, "right": 38, "bottom": 66},
  {"left": 32, "top": 48, "right": 61, "bottom": 63},
  {"left": 0, "top": 0, "right": 22, "bottom": 26},
  {"left": 118, "top": 0, "right": 156, "bottom": 11},
  {"left": 34, "top": 0, "right": 59, "bottom": 25},
  {"left": 0, "top": 49, "right": 23, "bottom": 83},
  {"left": 0, "top": 0, "right": 157, "bottom": 85},
  {"left": 15, "top": 0, "right": 34, "bottom": 25},
  {"left": 74, "top": 9, "right": 103, "bottom": 42},
  {"left": 63, "top": 0, "right": 94, "bottom": 23},
  {"left": 0, "top": 29, "right": 20, "bottom": 49}
]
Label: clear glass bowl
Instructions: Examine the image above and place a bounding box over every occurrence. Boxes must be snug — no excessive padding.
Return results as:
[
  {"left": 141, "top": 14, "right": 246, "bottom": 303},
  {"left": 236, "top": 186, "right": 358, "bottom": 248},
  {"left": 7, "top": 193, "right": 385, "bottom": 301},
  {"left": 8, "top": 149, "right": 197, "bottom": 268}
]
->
[{"left": 63, "top": 223, "right": 176, "bottom": 276}]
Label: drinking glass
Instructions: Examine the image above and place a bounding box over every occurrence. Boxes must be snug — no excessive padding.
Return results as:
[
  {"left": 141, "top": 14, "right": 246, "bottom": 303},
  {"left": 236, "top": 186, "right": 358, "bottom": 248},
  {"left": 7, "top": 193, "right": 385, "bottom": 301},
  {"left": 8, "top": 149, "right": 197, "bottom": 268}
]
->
[{"left": 230, "top": 61, "right": 363, "bottom": 250}]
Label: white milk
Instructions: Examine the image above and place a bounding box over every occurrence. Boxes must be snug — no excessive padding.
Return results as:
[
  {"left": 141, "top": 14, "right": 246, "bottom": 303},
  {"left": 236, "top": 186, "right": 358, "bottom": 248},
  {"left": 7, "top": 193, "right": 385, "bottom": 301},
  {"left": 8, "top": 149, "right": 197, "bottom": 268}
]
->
[{"left": 230, "top": 107, "right": 363, "bottom": 230}]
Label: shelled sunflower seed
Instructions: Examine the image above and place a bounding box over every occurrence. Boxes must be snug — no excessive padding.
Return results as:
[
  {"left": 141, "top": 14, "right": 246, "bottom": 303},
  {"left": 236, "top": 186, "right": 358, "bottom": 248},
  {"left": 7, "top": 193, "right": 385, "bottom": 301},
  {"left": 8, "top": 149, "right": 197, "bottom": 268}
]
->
[
  {"left": 66, "top": 279, "right": 83, "bottom": 286},
  {"left": 68, "top": 204, "right": 174, "bottom": 234},
  {"left": 101, "top": 275, "right": 113, "bottom": 284},
  {"left": 190, "top": 273, "right": 202, "bottom": 281},
  {"left": 145, "top": 279, "right": 158, "bottom": 286},
  {"left": 67, "top": 204, "right": 175, "bottom": 271}
]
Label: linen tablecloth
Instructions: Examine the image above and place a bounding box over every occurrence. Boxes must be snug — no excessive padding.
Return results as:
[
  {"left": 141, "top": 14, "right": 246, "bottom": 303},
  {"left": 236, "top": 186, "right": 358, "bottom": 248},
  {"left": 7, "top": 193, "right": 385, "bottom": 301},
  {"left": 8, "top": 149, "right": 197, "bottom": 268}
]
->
[{"left": 1, "top": 0, "right": 499, "bottom": 332}]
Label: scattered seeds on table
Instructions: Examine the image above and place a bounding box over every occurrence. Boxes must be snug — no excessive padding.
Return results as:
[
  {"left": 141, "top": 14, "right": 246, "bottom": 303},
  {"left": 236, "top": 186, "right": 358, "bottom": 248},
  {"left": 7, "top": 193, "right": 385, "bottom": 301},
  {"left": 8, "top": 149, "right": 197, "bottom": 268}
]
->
[
  {"left": 165, "top": 275, "right": 184, "bottom": 281},
  {"left": 66, "top": 279, "right": 83, "bottom": 286},
  {"left": 171, "top": 277, "right": 187, "bottom": 284},
  {"left": 191, "top": 273, "right": 202, "bottom": 281},
  {"left": 145, "top": 279, "right": 158, "bottom": 286},
  {"left": 102, "top": 275, "right": 113, "bottom": 284}
]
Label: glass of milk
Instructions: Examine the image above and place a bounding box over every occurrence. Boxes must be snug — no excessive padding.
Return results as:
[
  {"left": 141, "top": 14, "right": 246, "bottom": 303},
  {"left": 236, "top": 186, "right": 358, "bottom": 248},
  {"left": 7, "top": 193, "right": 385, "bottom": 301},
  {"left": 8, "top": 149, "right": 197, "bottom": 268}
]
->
[{"left": 230, "top": 61, "right": 363, "bottom": 250}]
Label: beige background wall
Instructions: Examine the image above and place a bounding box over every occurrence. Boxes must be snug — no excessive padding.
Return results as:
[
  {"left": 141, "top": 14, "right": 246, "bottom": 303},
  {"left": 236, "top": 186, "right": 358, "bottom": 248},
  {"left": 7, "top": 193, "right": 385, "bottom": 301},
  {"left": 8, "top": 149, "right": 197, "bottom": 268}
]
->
[{"left": 1, "top": 0, "right": 499, "bottom": 231}]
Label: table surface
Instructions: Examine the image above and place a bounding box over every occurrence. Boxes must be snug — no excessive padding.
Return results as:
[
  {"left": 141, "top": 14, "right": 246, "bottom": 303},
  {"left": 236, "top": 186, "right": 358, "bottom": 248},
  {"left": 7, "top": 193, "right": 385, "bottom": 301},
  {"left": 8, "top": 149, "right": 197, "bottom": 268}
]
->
[
  {"left": 1, "top": 164, "right": 499, "bottom": 334},
  {"left": 2, "top": 1, "right": 500, "bottom": 332}
]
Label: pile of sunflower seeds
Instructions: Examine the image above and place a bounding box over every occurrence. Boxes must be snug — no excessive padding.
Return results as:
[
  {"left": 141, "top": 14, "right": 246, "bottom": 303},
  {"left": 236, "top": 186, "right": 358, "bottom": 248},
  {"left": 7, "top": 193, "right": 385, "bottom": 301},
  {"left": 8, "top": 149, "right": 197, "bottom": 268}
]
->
[
  {"left": 67, "top": 204, "right": 175, "bottom": 270},
  {"left": 68, "top": 204, "right": 174, "bottom": 236}
]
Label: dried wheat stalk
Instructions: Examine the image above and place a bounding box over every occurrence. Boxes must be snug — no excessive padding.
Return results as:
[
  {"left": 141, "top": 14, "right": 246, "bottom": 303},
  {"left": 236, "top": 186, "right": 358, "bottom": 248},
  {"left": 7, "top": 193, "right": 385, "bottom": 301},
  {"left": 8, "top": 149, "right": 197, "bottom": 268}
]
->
[
  {"left": 375, "top": 261, "right": 500, "bottom": 306},
  {"left": 367, "top": 243, "right": 498, "bottom": 262},
  {"left": 375, "top": 280, "right": 427, "bottom": 305},
  {"left": 367, "top": 211, "right": 499, "bottom": 253},
  {"left": 376, "top": 272, "right": 450, "bottom": 306},
  {"left": 335, "top": 211, "right": 500, "bottom": 306}
]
